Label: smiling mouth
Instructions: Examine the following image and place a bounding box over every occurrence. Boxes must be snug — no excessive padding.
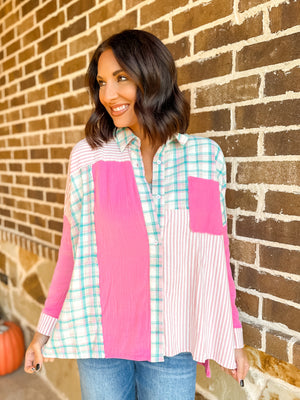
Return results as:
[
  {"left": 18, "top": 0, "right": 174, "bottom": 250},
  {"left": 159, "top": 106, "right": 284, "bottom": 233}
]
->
[{"left": 110, "top": 104, "right": 129, "bottom": 116}]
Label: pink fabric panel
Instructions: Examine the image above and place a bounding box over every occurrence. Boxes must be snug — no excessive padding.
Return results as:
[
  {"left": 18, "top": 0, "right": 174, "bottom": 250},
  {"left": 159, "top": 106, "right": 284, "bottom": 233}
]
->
[
  {"left": 92, "top": 160, "right": 151, "bottom": 360},
  {"left": 188, "top": 177, "right": 223, "bottom": 235},
  {"left": 222, "top": 225, "right": 242, "bottom": 329},
  {"left": 43, "top": 215, "right": 74, "bottom": 318}
]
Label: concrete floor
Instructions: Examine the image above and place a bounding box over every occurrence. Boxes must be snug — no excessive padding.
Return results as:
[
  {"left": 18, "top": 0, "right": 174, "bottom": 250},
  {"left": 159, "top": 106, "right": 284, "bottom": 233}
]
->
[{"left": 0, "top": 364, "right": 61, "bottom": 400}]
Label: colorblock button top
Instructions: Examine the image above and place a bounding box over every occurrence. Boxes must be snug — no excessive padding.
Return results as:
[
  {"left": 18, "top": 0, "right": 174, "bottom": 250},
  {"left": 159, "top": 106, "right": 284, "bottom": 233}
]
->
[{"left": 38, "top": 128, "right": 243, "bottom": 370}]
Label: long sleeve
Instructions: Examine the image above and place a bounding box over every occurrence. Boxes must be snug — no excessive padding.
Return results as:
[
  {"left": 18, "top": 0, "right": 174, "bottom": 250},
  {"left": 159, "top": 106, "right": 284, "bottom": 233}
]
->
[
  {"left": 37, "top": 156, "right": 75, "bottom": 337},
  {"left": 215, "top": 146, "right": 244, "bottom": 349}
]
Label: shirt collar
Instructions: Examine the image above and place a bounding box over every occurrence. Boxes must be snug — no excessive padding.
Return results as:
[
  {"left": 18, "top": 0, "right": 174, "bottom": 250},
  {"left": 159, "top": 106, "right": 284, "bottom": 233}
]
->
[{"left": 114, "top": 128, "right": 188, "bottom": 152}]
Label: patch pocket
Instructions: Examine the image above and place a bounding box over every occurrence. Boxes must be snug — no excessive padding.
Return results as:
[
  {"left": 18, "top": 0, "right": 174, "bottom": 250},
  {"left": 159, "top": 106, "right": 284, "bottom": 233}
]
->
[{"left": 188, "top": 176, "right": 223, "bottom": 234}]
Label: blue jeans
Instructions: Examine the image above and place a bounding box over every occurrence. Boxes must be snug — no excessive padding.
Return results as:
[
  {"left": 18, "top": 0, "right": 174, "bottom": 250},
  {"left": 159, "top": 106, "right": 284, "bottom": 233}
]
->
[{"left": 77, "top": 352, "right": 197, "bottom": 400}]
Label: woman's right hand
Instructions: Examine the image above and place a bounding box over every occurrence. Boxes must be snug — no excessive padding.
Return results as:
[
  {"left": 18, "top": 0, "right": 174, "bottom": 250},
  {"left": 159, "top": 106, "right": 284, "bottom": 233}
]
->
[{"left": 24, "top": 332, "right": 51, "bottom": 374}]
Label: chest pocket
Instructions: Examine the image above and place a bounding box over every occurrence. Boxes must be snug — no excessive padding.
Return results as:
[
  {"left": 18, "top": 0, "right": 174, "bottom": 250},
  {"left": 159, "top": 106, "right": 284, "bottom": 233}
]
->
[{"left": 188, "top": 176, "right": 223, "bottom": 235}]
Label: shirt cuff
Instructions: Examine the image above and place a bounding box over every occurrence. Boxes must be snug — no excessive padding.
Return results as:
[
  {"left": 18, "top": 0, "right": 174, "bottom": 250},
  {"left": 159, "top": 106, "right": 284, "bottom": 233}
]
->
[
  {"left": 37, "top": 312, "right": 57, "bottom": 336},
  {"left": 234, "top": 327, "right": 244, "bottom": 348}
]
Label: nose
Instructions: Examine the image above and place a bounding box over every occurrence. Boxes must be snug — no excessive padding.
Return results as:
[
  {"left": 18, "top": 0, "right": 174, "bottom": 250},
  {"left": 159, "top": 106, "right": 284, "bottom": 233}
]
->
[{"left": 100, "top": 80, "right": 118, "bottom": 103}]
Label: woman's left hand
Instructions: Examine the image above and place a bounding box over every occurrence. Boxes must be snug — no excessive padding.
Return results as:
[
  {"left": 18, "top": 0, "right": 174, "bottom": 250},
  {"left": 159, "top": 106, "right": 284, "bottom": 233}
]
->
[{"left": 221, "top": 348, "right": 249, "bottom": 383}]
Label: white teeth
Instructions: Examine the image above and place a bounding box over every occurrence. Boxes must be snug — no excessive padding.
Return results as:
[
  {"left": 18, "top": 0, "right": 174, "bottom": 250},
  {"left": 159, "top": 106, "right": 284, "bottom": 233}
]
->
[{"left": 112, "top": 105, "right": 128, "bottom": 112}]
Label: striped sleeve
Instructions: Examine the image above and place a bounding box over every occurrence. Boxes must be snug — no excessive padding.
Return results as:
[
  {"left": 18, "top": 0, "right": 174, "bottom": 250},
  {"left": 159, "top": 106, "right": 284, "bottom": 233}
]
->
[{"left": 37, "top": 155, "right": 76, "bottom": 337}]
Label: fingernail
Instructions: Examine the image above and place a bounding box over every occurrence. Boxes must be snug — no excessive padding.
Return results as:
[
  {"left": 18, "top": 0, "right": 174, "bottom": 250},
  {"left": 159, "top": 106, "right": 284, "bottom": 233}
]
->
[
  {"left": 240, "top": 380, "right": 244, "bottom": 387},
  {"left": 35, "top": 364, "right": 40, "bottom": 371}
]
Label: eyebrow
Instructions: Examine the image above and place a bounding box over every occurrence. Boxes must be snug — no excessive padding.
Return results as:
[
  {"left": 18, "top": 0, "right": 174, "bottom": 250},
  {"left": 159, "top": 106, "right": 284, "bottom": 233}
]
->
[{"left": 97, "top": 69, "right": 124, "bottom": 80}]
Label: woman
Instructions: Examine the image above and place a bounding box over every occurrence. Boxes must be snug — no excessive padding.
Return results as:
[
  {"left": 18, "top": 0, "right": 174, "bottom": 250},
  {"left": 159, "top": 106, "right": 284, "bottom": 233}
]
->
[{"left": 25, "top": 29, "right": 249, "bottom": 399}]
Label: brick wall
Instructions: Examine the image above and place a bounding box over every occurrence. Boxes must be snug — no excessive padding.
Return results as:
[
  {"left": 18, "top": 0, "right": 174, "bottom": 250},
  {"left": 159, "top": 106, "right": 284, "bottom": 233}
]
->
[{"left": 0, "top": 0, "right": 299, "bottom": 396}]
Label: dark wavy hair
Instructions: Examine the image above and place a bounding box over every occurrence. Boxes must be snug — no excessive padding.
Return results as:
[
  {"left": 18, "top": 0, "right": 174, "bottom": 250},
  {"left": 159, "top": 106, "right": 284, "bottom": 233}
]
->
[{"left": 85, "top": 29, "right": 190, "bottom": 148}]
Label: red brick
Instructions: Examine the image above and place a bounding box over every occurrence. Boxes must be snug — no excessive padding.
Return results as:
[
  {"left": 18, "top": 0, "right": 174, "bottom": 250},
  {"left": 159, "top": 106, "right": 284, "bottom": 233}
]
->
[
  {"left": 16, "top": 200, "right": 32, "bottom": 210},
  {"left": 293, "top": 341, "right": 300, "bottom": 369},
  {"left": 237, "top": 32, "right": 300, "bottom": 72},
  {"left": 263, "top": 299, "right": 300, "bottom": 332},
  {"left": 43, "top": 163, "right": 63, "bottom": 174},
  {"left": 61, "top": 55, "right": 86, "bottom": 76},
  {"left": 38, "top": 32, "right": 58, "bottom": 55},
  {"left": 270, "top": 1, "right": 300, "bottom": 33},
  {"left": 43, "top": 11, "right": 65, "bottom": 35},
  {"left": 22, "top": 106, "right": 39, "bottom": 119},
  {"left": 141, "top": 0, "right": 188, "bottom": 25},
  {"left": 265, "top": 191, "right": 300, "bottom": 216},
  {"left": 266, "top": 331, "right": 289, "bottom": 363},
  {"left": 144, "top": 20, "right": 169, "bottom": 41},
  {"left": 4, "top": 10, "right": 19, "bottom": 28},
  {"left": 70, "top": 31, "right": 98, "bottom": 56},
  {"left": 16, "top": 176, "right": 30, "bottom": 185},
  {"left": 14, "top": 150, "right": 28, "bottom": 159},
  {"left": 8, "top": 69, "right": 22, "bottom": 82},
  {"left": 28, "top": 87, "right": 46, "bottom": 103},
  {"left": 195, "top": 14, "right": 262, "bottom": 53},
  {"left": 239, "top": 0, "right": 271, "bottom": 12},
  {"left": 236, "top": 99, "right": 300, "bottom": 129},
  {"left": 28, "top": 119, "right": 47, "bottom": 132},
  {"left": 23, "top": 27, "right": 40, "bottom": 47},
  {"left": 30, "top": 149, "right": 48, "bottom": 159},
  {"left": 126, "top": 0, "right": 142, "bottom": 8},
  {"left": 6, "top": 110, "right": 20, "bottom": 122},
  {"left": 39, "top": 66, "right": 59, "bottom": 84},
  {"left": 20, "top": 76, "right": 36, "bottom": 91},
  {"left": 172, "top": 0, "right": 233, "bottom": 35},
  {"left": 213, "top": 133, "right": 258, "bottom": 157},
  {"left": 197, "top": 75, "right": 260, "bottom": 108},
  {"left": 45, "top": 44, "right": 67, "bottom": 66},
  {"left": 74, "top": 110, "right": 91, "bottom": 126},
  {"left": 177, "top": 52, "right": 232, "bottom": 86},
  {"left": 0, "top": 1, "right": 12, "bottom": 18},
  {"left": 36, "top": 0, "right": 56, "bottom": 22},
  {"left": 73, "top": 74, "right": 85, "bottom": 90},
  {"left": 33, "top": 202, "right": 51, "bottom": 215},
  {"left": 50, "top": 147, "right": 72, "bottom": 159},
  {"left": 61, "top": 16, "right": 86, "bottom": 41},
  {"left": 43, "top": 131, "right": 64, "bottom": 145},
  {"left": 89, "top": 0, "right": 122, "bottom": 26},
  {"left": 11, "top": 95, "right": 26, "bottom": 107},
  {"left": 22, "top": 0, "right": 39, "bottom": 16},
  {"left": 4, "top": 221, "right": 15, "bottom": 230},
  {"left": 29, "top": 215, "right": 46, "bottom": 228},
  {"left": 24, "top": 135, "right": 41, "bottom": 146},
  {"left": 18, "top": 224, "right": 32, "bottom": 236},
  {"left": 166, "top": 37, "right": 190, "bottom": 61},
  {"left": 17, "top": 14, "right": 34, "bottom": 36},
  {"left": 226, "top": 189, "right": 257, "bottom": 211},
  {"left": 239, "top": 265, "right": 299, "bottom": 303},
  {"left": 264, "top": 130, "right": 300, "bottom": 156},
  {"left": 53, "top": 206, "right": 64, "bottom": 219},
  {"left": 236, "top": 290, "right": 259, "bottom": 318},
  {"left": 46, "top": 192, "right": 65, "bottom": 204},
  {"left": 25, "top": 58, "right": 42, "bottom": 74},
  {"left": 9, "top": 164, "right": 23, "bottom": 173},
  {"left": 3, "top": 56, "right": 16, "bottom": 71},
  {"left": 49, "top": 114, "right": 71, "bottom": 129},
  {"left": 242, "top": 322, "right": 262, "bottom": 348},
  {"left": 41, "top": 100, "right": 61, "bottom": 114},
  {"left": 260, "top": 245, "right": 299, "bottom": 275},
  {"left": 32, "top": 177, "right": 50, "bottom": 187},
  {"left": 236, "top": 161, "right": 300, "bottom": 186},
  {"left": 63, "top": 92, "right": 89, "bottom": 110},
  {"left": 2, "top": 27, "right": 14, "bottom": 45},
  {"left": 8, "top": 138, "right": 22, "bottom": 146},
  {"left": 101, "top": 11, "right": 137, "bottom": 41},
  {"left": 7, "top": 39, "right": 21, "bottom": 56},
  {"left": 48, "top": 220, "right": 63, "bottom": 232},
  {"left": 67, "top": 0, "right": 94, "bottom": 20},
  {"left": 265, "top": 67, "right": 300, "bottom": 96},
  {"left": 0, "top": 185, "right": 9, "bottom": 194},
  {"left": 188, "top": 110, "right": 230, "bottom": 134},
  {"left": 34, "top": 228, "right": 51, "bottom": 243},
  {"left": 236, "top": 216, "right": 300, "bottom": 246},
  {"left": 28, "top": 189, "right": 43, "bottom": 200},
  {"left": 25, "top": 163, "right": 41, "bottom": 173}
]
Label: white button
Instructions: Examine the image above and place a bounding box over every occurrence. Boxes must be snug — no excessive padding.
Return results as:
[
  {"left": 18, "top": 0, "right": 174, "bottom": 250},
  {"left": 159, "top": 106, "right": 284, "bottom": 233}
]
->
[
  {"left": 153, "top": 240, "right": 159, "bottom": 245},
  {"left": 156, "top": 160, "right": 162, "bottom": 164},
  {"left": 156, "top": 195, "right": 161, "bottom": 199}
]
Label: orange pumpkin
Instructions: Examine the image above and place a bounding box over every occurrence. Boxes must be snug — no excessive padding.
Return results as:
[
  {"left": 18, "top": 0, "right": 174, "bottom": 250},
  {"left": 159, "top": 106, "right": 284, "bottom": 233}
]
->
[{"left": 0, "top": 320, "right": 25, "bottom": 375}]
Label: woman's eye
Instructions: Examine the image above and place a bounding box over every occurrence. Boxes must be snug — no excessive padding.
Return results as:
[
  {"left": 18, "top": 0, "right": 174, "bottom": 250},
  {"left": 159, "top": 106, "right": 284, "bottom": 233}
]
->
[
  {"left": 97, "top": 80, "right": 105, "bottom": 87},
  {"left": 118, "top": 75, "right": 128, "bottom": 82}
]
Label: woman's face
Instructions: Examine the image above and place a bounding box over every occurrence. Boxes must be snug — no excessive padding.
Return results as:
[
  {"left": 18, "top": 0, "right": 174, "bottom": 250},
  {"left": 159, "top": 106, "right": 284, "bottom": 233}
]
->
[{"left": 97, "top": 49, "right": 140, "bottom": 135}]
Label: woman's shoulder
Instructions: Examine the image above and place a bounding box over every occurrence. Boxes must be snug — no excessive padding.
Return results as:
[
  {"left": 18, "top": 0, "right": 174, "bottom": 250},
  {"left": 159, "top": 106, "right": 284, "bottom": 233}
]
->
[{"left": 185, "top": 134, "right": 223, "bottom": 158}]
